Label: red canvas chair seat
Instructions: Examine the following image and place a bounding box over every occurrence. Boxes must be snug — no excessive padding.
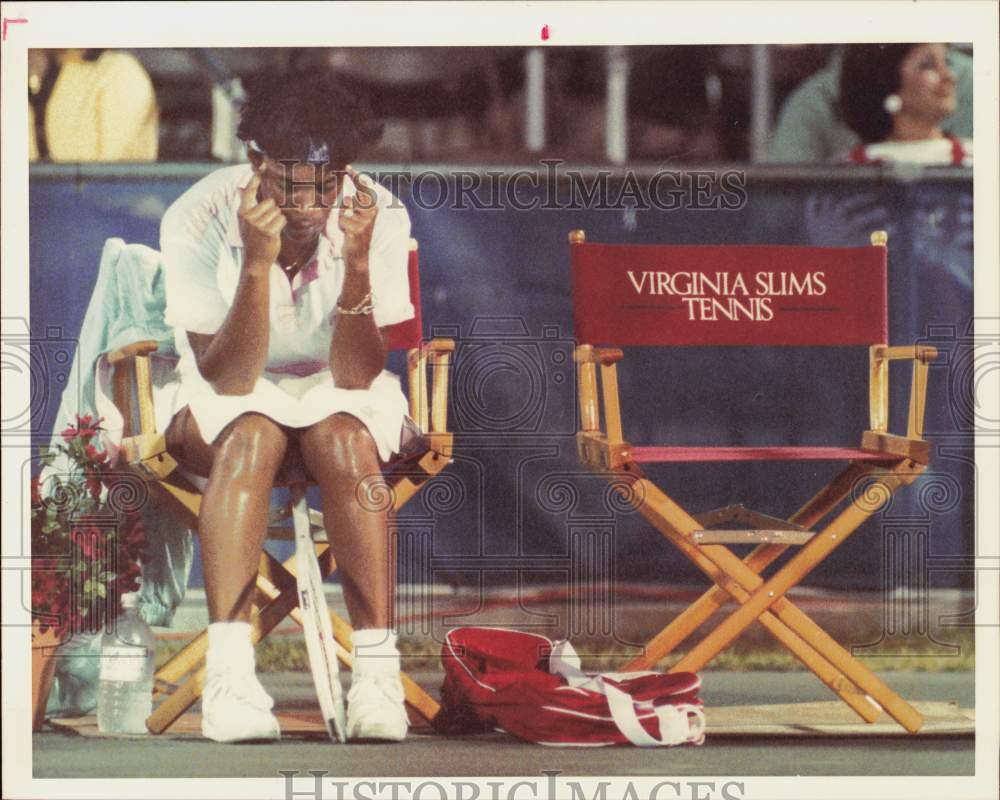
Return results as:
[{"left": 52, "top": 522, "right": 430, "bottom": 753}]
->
[{"left": 569, "top": 229, "right": 937, "bottom": 734}]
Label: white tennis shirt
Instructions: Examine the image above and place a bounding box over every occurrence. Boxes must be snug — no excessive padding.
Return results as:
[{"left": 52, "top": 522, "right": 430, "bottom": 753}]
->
[{"left": 159, "top": 164, "right": 415, "bottom": 458}]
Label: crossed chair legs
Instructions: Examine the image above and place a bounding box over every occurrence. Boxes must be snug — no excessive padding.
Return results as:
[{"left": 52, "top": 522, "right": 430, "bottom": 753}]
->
[{"left": 612, "top": 458, "right": 927, "bottom": 733}]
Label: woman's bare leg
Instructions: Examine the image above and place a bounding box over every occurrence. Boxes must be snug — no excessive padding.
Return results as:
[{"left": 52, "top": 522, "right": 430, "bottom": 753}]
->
[
  {"left": 165, "top": 408, "right": 289, "bottom": 622},
  {"left": 297, "top": 413, "right": 391, "bottom": 630},
  {"left": 298, "top": 412, "right": 406, "bottom": 741}
]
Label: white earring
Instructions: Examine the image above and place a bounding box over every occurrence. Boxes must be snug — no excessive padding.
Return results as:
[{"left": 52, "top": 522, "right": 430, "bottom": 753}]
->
[{"left": 882, "top": 94, "right": 902, "bottom": 114}]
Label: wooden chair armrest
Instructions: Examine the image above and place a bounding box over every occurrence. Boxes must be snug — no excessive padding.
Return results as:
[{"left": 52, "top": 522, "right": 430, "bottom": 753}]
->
[
  {"left": 420, "top": 338, "right": 456, "bottom": 355},
  {"left": 106, "top": 340, "right": 160, "bottom": 366},
  {"left": 406, "top": 338, "right": 455, "bottom": 434},
  {"left": 427, "top": 338, "right": 453, "bottom": 434},
  {"left": 120, "top": 432, "right": 179, "bottom": 479},
  {"left": 860, "top": 431, "right": 931, "bottom": 464},
  {"left": 107, "top": 340, "right": 159, "bottom": 437},
  {"left": 872, "top": 345, "right": 938, "bottom": 365},
  {"left": 869, "top": 343, "right": 937, "bottom": 442},
  {"left": 574, "top": 346, "right": 623, "bottom": 365},
  {"left": 574, "top": 345, "right": 626, "bottom": 446}
]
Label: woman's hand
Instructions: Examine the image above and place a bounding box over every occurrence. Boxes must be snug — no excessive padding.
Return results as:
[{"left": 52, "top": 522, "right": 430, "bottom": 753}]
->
[
  {"left": 339, "top": 166, "right": 379, "bottom": 273},
  {"left": 239, "top": 165, "right": 286, "bottom": 272}
]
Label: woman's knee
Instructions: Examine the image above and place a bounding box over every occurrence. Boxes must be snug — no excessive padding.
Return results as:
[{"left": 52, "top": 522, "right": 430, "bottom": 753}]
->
[
  {"left": 214, "top": 413, "right": 289, "bottom": 475},
  {"left": 165, "top": 406, "right": 216, "bottom": 476},
  {"left": 300, "top": 414, "right": 379, "bottom": 479}
]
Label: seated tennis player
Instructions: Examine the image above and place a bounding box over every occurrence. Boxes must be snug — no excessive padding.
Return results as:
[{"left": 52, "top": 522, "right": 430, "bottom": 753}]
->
[{"left": 160, "top": 72, "right": 414, "bottom": 743}]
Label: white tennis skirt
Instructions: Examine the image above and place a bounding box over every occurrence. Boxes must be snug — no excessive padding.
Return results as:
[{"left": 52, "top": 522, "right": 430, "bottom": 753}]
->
[{"left": 95, "top": 354, "right": 409, "bottom": 463}]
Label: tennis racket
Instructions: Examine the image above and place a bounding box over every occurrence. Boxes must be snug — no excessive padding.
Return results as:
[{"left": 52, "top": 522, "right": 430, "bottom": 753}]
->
[{"left": 291, "top": 482, "right": 346, "bottom": 743}]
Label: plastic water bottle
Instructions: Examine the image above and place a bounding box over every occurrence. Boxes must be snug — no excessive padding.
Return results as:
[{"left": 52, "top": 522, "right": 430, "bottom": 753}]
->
[{"left": 97, "top": 592, "right": 155, "bottom": 734}]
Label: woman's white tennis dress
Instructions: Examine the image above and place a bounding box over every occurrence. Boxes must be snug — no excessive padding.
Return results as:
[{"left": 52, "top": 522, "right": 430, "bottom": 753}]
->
[{"left": 158, "top": 164, "right": 415, "bottom": 461}]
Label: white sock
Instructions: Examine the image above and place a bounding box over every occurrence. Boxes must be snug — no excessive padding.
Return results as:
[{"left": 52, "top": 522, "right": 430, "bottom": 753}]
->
[
  {"left": 206, "top": 621, "right": 255, "bottom": 676},
  {"left": 351, "top": 628, "right": 400, "bottom": 676}
]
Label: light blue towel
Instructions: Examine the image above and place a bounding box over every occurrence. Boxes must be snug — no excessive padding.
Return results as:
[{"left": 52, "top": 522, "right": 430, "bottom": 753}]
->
[{"left": 44, "top": 238, "right": 195, "bottom": 718}]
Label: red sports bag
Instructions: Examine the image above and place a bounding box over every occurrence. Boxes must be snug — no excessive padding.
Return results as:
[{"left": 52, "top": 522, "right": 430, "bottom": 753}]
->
[{"left": 435, "top": 627, "right": 706, "bottom": 747}]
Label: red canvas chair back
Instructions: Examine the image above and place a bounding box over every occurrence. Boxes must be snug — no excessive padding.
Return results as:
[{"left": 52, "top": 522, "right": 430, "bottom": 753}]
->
[
  {"left": 571, "top": 241, "right": 888, "bottom": 347},
  {"left": 382, "top": 243, "right": 424, "bottom": 351}
]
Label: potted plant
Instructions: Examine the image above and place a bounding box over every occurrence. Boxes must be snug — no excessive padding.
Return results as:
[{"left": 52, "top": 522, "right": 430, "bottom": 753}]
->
[{"left": 31, "top": 414, "right": 146, "bottom": 730}]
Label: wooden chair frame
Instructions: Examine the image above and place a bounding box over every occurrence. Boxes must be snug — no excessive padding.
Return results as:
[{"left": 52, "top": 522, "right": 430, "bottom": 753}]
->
[
  {"left": 570, "top": 228, "right": 937, "bottom": 733},
  {"left": 107, "top": 240, "right": 453, "bottom": 734}
]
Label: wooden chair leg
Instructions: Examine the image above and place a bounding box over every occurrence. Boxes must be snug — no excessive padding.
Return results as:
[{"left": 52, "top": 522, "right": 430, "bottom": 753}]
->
[
  {"left": 671, "top": 462, "right": 921, "bottom": 673},
  {"left": 623, "top": 481, "right": 884, "bottom": 721},
  {"left": 630, "top": 464, "right": 925, "bottom": 732},
  {"left": 623, "top": 543, "right": 787, "bottom": 671},
  {"left": 649, "top": 538, "right": 883, "bottom": 723},
  {"left": 623, "top": 461, "right": 877, "bottom": 671}
]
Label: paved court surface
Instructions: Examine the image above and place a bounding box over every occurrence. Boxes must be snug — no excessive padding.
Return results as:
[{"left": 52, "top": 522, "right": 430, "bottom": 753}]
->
[{"left": 32, "top": 671, "right": 975, "bottom": 780}]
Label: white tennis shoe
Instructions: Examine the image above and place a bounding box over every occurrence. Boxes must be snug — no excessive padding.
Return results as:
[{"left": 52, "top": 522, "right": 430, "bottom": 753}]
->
[
  {"left": 346, "top": 672, "right": 408, "bottom": 742},
  {"left": 201, "top": 669, "right": 281, "bottom": 743}
]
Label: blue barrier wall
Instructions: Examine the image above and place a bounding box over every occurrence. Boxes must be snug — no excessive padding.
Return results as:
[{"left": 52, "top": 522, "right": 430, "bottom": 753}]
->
[{"left": 27, "top": 164, "right": 975, "bottom": 590}]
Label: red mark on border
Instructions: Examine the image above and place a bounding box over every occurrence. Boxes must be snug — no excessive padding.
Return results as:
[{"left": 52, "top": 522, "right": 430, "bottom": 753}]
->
[
  {"left": 3, "top": 17, "right": 28, "bottom": 40},
  {"left": 541, "top": 24, "right": 550, "bottom": 41}
]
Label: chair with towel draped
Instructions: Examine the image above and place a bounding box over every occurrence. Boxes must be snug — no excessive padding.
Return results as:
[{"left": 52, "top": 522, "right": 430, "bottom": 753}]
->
[{"left": 106, "top": 238, "right": 453, "bottom": 734}]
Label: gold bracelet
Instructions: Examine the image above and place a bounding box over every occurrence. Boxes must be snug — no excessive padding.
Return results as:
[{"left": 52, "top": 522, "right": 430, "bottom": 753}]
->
[{"left": 336, "top": 290, "right": 375, "bottom": 315}]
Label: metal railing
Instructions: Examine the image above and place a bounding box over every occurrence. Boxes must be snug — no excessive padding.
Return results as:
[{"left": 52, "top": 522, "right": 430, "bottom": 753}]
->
[{"left": 28, "top": 162, "right": 973, "bottom": 184}]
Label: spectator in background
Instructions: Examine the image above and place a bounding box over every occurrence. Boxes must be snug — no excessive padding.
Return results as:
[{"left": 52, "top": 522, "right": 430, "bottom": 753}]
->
[
  {"left": 839, "top": 43, "right": 972, "bottom": 165},
  {"left": 767, "top": 44, "right": 971, "bottom": 163},
  {"left": 28, "top": 49, "right": 159, "bottom": 162}
]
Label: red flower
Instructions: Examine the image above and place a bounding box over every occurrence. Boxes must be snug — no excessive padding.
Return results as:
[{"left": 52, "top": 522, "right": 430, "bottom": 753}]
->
[
  {"left": 62, "top": 414, "right": 104, "bottom": 442},
  {"left": 84, "top": 444, "right": 109, "bottom": 464},
  {"left": 77, "top": 414, "right": 103, "bottom": 440},
  {"left": 83, "top": 469, "right": 103, "bottom": 500},
  {"left": 33, "top": 414, "right": 134, "bottom": 636}
]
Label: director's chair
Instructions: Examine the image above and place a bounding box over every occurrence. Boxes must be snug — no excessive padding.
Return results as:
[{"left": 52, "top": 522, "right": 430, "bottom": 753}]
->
[
  {"left": 107, "top": 239, "right": 453, "bottom": 734},
  {"left": 569, "top": 229, "right": 936, "bottom": 733}
]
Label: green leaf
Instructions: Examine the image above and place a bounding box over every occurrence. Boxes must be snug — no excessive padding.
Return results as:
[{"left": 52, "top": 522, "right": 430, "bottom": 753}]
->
[
  {"left": 83, "top": 579, "right": 93, "bottom": 593},
  {"left": 96, "top": 584, "right": 106, "bottom": 598},
  {"left": 100, "top": 571, "right": 116, "bottom": 582}
]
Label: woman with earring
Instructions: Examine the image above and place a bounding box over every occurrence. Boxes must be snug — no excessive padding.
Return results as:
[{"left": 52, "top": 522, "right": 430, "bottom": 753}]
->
[{"left": 838, "top": 43, "right": 972, "bottom": 166}]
